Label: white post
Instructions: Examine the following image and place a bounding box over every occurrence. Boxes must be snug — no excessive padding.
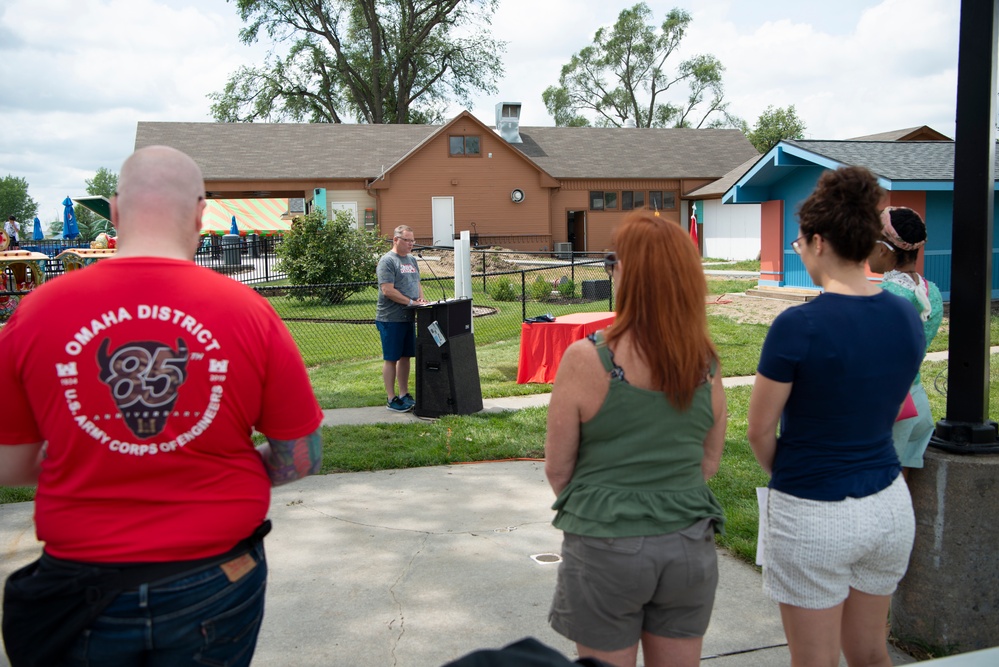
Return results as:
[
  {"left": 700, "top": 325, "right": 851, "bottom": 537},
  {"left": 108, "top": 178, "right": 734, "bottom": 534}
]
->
[
  {"left": 453, "top": 234, "right": 466, "bottom": 298},
  {"left": 456, "top": 230, "right": 473, "bottom": 300}
]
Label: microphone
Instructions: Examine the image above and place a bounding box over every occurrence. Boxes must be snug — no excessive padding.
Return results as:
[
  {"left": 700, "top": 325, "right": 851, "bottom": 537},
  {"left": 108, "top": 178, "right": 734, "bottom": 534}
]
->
[{"left": 416, "top": 246, "right": 449, "bottom": 303}]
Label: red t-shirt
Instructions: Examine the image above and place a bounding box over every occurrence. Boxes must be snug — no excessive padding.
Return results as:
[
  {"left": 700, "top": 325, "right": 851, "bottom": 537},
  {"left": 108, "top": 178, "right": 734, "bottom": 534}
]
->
[{"left": 0, "top": 257, "right": 323, "bottom": 562}]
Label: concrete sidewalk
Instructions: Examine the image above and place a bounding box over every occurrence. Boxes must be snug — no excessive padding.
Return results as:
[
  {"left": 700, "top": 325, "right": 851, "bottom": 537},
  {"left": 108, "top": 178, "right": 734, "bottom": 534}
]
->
[
  {"left": 320, "top": 375, "right": 757, "bottom": 428},
  {"left": 0, "top": 463, "right": 799, "bottom": 666}
]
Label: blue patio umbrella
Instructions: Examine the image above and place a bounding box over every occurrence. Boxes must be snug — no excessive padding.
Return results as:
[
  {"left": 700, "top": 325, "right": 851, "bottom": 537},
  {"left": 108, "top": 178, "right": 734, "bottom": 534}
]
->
[
  {"left": 32, "top": 216, "right": 43, "bottom": 241},
  {"left": 62, "top": 197, "right": 79, "bottom": 239},
  {"left": 229, "top": 215, "right": 239, "bottom": 235}
]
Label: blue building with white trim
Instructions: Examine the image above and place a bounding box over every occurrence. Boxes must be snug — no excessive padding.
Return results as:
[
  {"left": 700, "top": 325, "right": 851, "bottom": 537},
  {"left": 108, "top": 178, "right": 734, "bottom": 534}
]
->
[{"left": 723, "top": 139, "right": 999, "bottom": 299}]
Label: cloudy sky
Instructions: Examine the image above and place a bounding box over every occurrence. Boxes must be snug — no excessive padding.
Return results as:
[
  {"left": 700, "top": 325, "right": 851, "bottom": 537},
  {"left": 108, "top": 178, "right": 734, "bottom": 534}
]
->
[{"left": 0, "top": 0, "right": 967, "bottom": 222}]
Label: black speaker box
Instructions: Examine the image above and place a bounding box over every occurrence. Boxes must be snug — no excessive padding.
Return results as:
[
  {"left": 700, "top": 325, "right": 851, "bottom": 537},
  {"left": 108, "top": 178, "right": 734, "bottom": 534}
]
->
[
  {"left": 416, "top": 299, "right": 472, "bottom": 341},
  {"left": 415, "top": 334, "right": 483, "bottom": 418}
]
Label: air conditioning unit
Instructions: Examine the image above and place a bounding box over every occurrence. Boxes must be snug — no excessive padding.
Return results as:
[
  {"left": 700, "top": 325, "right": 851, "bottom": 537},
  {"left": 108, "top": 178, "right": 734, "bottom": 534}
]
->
[{"left": 554, "top": 242, "right": 573, "bottom": 260}]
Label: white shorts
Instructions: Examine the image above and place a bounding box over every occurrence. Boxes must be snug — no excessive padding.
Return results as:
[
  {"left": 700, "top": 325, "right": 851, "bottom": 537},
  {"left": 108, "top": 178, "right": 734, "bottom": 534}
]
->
[{"left": 763, "top": 475, "right": 914, "bottom": 609}]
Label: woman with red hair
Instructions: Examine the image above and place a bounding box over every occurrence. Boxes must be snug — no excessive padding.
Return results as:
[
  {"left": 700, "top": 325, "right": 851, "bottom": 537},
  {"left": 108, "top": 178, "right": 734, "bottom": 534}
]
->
[{"left": 545, "top": 211, "right": 727, "bottom": 667}]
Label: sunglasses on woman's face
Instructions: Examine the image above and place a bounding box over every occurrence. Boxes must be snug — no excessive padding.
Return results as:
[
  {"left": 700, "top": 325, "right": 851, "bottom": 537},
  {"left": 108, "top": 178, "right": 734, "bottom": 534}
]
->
[{"left": 604, "top": 252, "right": 618, "bottom": 275}]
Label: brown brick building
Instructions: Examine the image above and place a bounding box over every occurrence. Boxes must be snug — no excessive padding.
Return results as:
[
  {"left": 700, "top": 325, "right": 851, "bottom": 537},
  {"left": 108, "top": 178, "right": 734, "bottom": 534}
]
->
[{"left": 135, "top": 104, "right": 758, "bottom": 253}]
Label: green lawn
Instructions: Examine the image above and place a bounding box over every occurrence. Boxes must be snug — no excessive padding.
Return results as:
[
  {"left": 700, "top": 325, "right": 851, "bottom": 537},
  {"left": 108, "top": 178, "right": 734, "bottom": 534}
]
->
[{"left": 703, "top": 258, "right": 761, "bottom": 272}]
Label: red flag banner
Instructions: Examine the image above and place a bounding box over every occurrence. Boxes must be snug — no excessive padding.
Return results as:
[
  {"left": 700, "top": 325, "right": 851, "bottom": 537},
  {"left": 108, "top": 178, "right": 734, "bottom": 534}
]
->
[{"left": 689, "top": 212, "right": 699, "bottom": 247}]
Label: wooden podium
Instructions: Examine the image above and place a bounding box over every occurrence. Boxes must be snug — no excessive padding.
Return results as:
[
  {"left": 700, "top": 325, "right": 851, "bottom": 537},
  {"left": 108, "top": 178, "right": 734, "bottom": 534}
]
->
[{"left": 414, "top": 298, "right": 483, "bottom": 418}]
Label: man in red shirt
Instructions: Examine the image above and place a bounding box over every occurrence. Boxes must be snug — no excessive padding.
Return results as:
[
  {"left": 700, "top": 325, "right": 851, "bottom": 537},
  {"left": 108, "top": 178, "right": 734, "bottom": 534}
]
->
[{"left": 0, "top": 146, "right": 324, "bottom": 667}]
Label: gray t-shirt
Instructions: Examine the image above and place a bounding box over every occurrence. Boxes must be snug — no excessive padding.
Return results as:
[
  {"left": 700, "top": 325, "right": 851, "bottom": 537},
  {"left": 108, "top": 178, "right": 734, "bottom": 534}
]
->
[{"left": 376, "top": 251, "right": 421, "bottom": 322}]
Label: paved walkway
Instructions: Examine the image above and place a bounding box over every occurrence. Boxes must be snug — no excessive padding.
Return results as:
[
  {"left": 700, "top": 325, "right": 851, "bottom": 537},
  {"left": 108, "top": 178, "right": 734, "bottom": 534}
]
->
[
  {"left": 0, "top": 463, "right": 915, "bottom": 667},
  {"left": 320, "top": 375, "right": 757, "bottom": 428}
]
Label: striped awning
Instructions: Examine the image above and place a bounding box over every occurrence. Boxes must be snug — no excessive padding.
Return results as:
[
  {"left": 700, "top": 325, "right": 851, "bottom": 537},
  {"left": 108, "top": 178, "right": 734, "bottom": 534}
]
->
[{"left": 202, "top": 199, "right": 292, "bottom": 236}]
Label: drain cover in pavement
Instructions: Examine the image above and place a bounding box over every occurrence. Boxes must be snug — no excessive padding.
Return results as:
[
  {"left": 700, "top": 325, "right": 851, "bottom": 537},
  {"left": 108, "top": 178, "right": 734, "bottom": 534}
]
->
[{"left": 530, "top": 553, "right": 562, "bottom": 564}]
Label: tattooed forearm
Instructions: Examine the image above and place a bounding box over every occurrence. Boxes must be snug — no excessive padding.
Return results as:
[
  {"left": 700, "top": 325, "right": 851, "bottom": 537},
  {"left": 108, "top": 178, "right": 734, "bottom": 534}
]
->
[{"left": 258, "top": 428, "right": 323, "bottom": 486}]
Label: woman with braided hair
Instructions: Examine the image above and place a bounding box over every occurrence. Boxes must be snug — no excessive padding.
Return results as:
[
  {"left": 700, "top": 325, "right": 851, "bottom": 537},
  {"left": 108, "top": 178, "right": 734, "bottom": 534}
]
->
[{"left": 868, "top": 206, "right": 944, "bottom": 478}]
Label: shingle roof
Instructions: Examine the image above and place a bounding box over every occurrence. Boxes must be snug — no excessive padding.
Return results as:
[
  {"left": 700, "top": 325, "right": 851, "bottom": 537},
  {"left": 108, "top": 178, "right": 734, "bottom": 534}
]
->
[
  {"left": 135, "top": 121, "right": 758, "bottom": 182},
  {"left": 784, "top": 139, "right": 997, "bottom": 182},
  {"left": 512, "top": 126, "right": 759, "bottom": 179},
  {"left": 684, "top": 155, "right": 762, "bottom": 198},
  {"left": 848, "top": 126, "right": 951, "bottom": 141},
  {"left": 135, "top": 122, "right": 439, "bottom": 180}
]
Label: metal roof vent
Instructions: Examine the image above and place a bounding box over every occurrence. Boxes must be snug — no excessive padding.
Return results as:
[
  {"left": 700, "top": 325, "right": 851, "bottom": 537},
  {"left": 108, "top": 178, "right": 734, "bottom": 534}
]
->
[
  {"left": 496, "top": 102, "right": 523, "bottom": 144},
  {"left": 624, "top": 118, "right": 637, "bottom": 128}
]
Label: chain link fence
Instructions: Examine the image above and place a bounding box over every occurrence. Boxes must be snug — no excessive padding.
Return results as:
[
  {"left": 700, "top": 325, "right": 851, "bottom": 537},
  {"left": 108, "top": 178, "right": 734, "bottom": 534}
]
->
[
  {"left": 2, "top": 244, "right": 613, "bottom": 365},
  {"left": 256, "top": 248, "right": 616, "bottom": 366}
]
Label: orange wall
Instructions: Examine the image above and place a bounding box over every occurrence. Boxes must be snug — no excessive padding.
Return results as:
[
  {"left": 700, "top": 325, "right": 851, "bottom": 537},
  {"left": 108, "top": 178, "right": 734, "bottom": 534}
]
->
[
  {"left": 375, "top": 123, "right": 551, "bottom": 246},
  {"left": 204, "top": 179, "right": 368, "bottom": 199},
  {"left": 760, "top": 200, "right": 784, "bottom": 283},
  {"left": 550, "top": 180, "right": 683, "bottom": 252}
]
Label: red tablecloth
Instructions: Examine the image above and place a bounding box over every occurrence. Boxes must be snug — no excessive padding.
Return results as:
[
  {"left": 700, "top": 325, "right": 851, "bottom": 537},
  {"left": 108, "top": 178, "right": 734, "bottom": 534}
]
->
[{"left": 517, "top": 312, "right": 616, "bottom": 384}]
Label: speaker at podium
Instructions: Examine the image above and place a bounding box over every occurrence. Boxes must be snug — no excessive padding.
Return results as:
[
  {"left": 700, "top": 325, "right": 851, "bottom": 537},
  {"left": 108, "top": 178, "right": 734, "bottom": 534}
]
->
[{"left": 414, "top": 299, "right": 483, "bottom": 418}]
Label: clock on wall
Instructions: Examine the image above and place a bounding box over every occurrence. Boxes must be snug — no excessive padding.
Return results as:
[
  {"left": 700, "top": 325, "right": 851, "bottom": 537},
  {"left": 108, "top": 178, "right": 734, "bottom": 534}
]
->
[{"left": 511, "top": 189, "right": 525, "bottom": 203}]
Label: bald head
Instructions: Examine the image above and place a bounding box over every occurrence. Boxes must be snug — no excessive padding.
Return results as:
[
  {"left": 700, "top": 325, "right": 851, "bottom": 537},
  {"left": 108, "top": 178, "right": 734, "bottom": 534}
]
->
[{"left": 112, "top": 146, "right": 206, "bottom": 259}]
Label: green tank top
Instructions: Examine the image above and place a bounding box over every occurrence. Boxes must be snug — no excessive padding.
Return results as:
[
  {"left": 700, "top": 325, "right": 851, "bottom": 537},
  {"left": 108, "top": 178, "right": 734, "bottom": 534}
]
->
[{"left": 551, "top": 332, "right": 725, "bottom": 538}]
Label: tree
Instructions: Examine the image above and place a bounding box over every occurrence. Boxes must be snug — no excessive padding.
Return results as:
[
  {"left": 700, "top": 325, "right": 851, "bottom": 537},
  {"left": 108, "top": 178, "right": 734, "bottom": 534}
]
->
[
  {"left": 277, "top": 209, "right": 388, "bottom": 303},
  {"left": 87, "top": 167, "right": 118, "bottom": 199},
  {"left": 210, "top": 0, "right": 505, "bottom": 124},
  {"left": 72, "top": 167, "right": 119, "bottom": 241},
  {"left": 0, "top": 175, "right": 39, "bottom": 240},
  {"left": 46, "top": 217, "right": 62, "bottom": 239},
  {"left": 745, "top": 105, "right": 806, "bottom": 153},
  {"left": 542, "top": 4, "right": 740, "bottom": 129}
]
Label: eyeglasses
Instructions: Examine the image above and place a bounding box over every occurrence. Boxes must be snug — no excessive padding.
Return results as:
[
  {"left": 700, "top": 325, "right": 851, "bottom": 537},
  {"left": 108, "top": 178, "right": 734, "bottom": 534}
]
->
[
  {"left": 395, "top": 237, "right": 416, "bottom": 244},
  {"left": 791, "top": 236, "right": 805, "bottom": 255},
  {"left": 877, "top": 239, "right": 895, "bottom": 252},
  {"left": 604, "top": 252, "right": 618, "bottom": 275}
]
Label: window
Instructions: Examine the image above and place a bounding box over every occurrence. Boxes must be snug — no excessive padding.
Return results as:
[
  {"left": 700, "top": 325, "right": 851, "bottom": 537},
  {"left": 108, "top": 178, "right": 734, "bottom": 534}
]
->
[
  {"left": 622, "top": 191, "right": 645, "bottom": 210},
  {"left": 649, "top": 191, "right": 663, "bottom": 211},
  {"left": 649, "top": 191, "right": 677, "bottom": 211},
  {"left": 449, "top": 135, "right": 481, "bottom": 157},
  {"left": 590, "top": 191, "right": 619, "bottom": 210}
]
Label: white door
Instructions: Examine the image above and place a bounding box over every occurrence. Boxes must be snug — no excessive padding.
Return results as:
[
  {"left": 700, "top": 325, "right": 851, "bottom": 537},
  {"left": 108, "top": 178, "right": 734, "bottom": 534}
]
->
[
  {"left": 432, "top": 197, "right": 455, "bottom": 247},
  {"left": 330, "top": 202, "right": 359, "bottom": 229}
]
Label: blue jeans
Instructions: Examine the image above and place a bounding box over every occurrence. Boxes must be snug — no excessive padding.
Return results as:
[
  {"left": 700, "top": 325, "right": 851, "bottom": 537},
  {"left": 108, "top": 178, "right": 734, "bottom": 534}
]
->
[{"left": 63, "top": 542, "right": 267, "bottom": 667}]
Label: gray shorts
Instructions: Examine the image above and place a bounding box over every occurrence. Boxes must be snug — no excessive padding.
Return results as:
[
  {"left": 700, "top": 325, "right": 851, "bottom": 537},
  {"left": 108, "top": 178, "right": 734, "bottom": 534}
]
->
[
  {"left": 549, "top": 518, "right": 718, "bottom": 651},
  {"left": 763, "top": 475, "right": 914, "bottom": 609}
]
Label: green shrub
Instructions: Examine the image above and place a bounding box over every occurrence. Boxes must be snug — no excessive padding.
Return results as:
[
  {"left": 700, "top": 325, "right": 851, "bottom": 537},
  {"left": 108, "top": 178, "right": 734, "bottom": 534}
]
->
[
  {"left": 530, "top": 275, "right": 552, "bottom": 301},
  {"left": 490, "top": 277, "right": 519, "bottom": 302},
  {"left": 557, "top": 279, "right": 576, "bottom": 298},
  {"left": 277, "top": 210, "right": 389, "bottom": 304}
]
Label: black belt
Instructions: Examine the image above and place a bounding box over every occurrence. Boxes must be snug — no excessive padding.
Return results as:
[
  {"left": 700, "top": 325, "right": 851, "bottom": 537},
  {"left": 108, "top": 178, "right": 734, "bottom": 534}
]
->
[
  {"left": 3, "top": 519, "right": 271, "bottom": 667},
  {"left": 44, "top": 519, "right": 272, "bottom": 591}
]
